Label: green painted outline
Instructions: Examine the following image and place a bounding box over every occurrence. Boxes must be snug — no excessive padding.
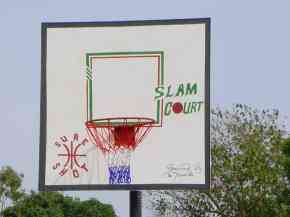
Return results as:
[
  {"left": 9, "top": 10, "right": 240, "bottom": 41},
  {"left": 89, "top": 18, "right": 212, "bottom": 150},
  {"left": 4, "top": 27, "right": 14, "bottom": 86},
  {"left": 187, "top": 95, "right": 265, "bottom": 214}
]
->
[
  {"left": 156, "top": 51, "right": 164, "bottom": 127},
  {"left": 85, "top": 51, "right": 164, "bottom": 126},
  {"left": 160, "top": 51, "right": 164, "bottom": 85},
  {"left": 85, "top": 54, "right": 93, "bottom": 121},
  {"left": 86, "top": 51, "right": 163, "bottom": 56},
  {"left": 156, "top": 100, "right": 160, "bottom": 124}
]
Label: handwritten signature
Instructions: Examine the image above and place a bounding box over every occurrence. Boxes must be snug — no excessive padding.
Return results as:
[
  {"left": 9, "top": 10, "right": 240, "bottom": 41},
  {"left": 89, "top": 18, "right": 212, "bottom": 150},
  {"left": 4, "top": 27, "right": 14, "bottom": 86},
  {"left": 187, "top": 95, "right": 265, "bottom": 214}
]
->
[{"left": 163, "top": 163, "right": 202, "bottom": 179}]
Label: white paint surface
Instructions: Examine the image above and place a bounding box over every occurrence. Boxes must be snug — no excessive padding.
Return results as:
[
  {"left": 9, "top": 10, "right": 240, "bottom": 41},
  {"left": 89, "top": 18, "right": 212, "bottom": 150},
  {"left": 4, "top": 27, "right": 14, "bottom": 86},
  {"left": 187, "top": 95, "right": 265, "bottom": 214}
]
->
[{"left": 45, "top": 23, "right": 206, "bottom": 186}]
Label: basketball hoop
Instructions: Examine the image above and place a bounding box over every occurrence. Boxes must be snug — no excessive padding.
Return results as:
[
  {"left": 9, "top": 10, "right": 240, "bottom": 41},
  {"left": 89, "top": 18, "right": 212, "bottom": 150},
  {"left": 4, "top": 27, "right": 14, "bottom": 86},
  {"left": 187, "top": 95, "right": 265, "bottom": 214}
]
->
[{"left": 85, "top": 117, "right": 155, "bottom": 184}]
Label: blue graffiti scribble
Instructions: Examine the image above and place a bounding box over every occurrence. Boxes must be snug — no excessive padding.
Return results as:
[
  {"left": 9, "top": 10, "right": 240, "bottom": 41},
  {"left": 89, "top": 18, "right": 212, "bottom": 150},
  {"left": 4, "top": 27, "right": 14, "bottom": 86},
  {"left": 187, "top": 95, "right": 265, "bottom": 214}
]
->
[{"left": 108, "top": 166, "right": 131, "bottom": 184}]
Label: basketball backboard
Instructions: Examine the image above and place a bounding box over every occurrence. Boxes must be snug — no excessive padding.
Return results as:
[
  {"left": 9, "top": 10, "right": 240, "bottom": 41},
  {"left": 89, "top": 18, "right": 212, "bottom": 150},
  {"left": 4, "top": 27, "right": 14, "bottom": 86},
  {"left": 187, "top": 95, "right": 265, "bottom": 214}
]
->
[{"left": 39, "top": 18, "right": 210, "bottom": 190}]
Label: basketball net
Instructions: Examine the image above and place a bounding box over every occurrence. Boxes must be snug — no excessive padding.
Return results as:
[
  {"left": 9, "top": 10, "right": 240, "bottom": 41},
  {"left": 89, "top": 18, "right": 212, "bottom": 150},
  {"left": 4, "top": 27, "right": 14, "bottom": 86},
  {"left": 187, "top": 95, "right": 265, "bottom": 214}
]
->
[
  {"left": 85, "top": 117, "right": 154, "bottom": 184},
  {"left": 106, "top": 147, "right": 132, "bottom": 184}
]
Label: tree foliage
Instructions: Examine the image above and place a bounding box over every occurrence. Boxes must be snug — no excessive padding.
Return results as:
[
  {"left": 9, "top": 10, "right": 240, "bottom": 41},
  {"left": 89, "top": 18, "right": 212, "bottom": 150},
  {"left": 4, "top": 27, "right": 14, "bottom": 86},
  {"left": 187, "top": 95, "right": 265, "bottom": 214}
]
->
[
  {"left": 0, "top": 166, "right": 24, "bottom": 215},
  {"left": 2, "top": 191, "right": 117, "bottom": 217},
  {"left": 149, "top": 104, "right": 289, "bottom": 217},
  {"left": 0, "top": 167, "right": 116, "bottom": 217},
  {"left": 281, "top": 137, "right": 290, "bottom": 214}
]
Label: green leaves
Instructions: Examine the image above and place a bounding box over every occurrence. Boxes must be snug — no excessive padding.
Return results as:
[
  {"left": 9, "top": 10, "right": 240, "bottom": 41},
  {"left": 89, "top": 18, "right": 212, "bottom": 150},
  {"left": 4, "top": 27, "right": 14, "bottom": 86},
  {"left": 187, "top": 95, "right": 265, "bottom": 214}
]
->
[
  {"left": 0, "top": 166, "right": 24, "bottom": 216},
  {"left": 0, "top": 167, "right": 117, "bottom": 217},
  {"left": 2, "top": 192, "right": 117, "bottom": 217},
  {"left": 282, "top": 138, "right": 290, "bottom": 178}
]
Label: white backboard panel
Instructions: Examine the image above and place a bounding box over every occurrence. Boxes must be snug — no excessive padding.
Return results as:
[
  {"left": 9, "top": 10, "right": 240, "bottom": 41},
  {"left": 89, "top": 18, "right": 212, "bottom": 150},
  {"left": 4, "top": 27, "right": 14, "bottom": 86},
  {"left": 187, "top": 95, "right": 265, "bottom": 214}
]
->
[{"left": 39, "top": 18, "right": 210, "bottom": 190}]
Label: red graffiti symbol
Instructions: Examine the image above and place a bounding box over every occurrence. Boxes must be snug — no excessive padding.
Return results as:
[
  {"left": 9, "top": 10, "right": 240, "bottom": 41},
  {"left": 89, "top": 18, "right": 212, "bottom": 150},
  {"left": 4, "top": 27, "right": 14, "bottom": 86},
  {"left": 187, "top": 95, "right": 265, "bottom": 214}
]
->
[{"left": 54, "top": 134, "right": 89, "bottom": 178}]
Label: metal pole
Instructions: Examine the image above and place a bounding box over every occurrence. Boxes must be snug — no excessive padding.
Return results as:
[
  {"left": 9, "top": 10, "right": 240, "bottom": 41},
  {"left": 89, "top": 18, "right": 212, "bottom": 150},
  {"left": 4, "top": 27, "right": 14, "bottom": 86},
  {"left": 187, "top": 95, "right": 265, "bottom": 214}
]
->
[{"left": 130, "top": 191, "right": 142, "bottom": 217}]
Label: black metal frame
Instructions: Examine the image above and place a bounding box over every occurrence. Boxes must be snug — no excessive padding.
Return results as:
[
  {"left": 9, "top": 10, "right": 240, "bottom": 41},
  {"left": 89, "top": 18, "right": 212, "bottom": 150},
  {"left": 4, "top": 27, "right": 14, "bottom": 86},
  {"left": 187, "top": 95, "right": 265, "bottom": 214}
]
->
[
  {"left": 130, "top": 191, "right": 142, "bottom": 217},
  {"left": 39, "top": 18, "right": 211, "bottom": 191}
]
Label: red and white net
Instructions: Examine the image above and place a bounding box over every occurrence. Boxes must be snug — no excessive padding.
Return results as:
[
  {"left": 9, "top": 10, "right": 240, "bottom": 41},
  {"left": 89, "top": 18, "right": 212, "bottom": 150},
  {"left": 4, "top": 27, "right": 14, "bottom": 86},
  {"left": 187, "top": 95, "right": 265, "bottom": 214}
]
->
[
  {"left": 85, "top": 117, "right": 154, "bottom": 184},
  {"left": 85, "top": 117, "right": 154, "bottom": 153}
]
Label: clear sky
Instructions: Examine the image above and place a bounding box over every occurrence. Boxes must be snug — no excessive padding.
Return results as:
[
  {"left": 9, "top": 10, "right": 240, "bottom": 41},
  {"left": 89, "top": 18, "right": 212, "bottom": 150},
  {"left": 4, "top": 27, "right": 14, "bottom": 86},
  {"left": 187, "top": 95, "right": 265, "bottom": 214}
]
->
[{"left": 1, "top": 0, "right": 290, "bottom": 216}]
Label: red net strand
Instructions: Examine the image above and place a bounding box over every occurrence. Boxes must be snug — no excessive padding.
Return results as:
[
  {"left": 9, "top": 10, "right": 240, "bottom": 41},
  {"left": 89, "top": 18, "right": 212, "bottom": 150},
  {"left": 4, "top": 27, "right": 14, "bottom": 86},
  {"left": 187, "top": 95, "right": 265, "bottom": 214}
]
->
[{"left": 85, "top": 117, "right": 154, "bottom": 154}]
